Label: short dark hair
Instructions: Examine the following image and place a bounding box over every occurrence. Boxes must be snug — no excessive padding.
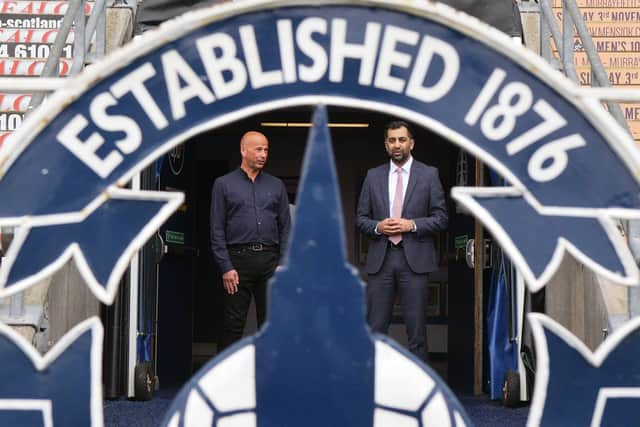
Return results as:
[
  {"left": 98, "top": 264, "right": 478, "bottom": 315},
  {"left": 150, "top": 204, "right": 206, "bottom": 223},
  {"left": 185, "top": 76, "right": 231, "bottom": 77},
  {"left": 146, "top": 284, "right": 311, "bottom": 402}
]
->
[{"left": 384, "top": 120, "right": 413, "bottom": 140}]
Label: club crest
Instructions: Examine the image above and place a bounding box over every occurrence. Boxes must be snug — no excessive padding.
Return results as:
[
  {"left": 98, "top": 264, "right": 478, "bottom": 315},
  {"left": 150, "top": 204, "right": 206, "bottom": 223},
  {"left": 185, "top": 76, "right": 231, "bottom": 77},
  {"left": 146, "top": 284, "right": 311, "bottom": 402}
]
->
[
  {"left": 0, "top": 1, "right": 638, "bottom": 302},
  {"left": 0, "top": 1, "right": 637, "bottom": 426}
]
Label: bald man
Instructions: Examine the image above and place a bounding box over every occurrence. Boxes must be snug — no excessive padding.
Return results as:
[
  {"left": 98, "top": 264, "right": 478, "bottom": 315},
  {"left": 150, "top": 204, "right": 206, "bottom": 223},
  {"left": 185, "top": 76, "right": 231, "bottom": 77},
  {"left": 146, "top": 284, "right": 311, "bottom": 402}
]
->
[{"left": 211, "top": 131, "right": 291, "bottom": 351}]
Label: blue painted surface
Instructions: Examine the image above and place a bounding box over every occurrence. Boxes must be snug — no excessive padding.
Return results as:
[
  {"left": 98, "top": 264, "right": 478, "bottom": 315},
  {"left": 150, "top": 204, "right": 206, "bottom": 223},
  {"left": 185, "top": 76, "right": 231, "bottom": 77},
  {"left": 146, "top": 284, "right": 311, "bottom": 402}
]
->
[
  {"left": 7, "top": 198, "right": 170, "bottom": 289},
  {"left": 0, "top": 323, "right": 98, "bottom": 426},
  {"left": 536, "top": 319, "right": 640, "bottom": 426},
  {"left": 471, "top": 195, "right": 623, "bottom": 279},
  {"left": 253, "top": 107, "right": 374, "bottom": 426},
  {"left": 487, "top": 257, "right": 518, "bottom": 400}
]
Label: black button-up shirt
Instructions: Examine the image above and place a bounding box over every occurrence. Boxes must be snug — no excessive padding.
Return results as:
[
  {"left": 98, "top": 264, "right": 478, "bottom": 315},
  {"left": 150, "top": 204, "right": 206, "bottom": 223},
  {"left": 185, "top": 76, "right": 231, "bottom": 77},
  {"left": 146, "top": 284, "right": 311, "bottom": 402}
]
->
[{"left": 210, "top": 168, "right": 291, "bottom": 273}]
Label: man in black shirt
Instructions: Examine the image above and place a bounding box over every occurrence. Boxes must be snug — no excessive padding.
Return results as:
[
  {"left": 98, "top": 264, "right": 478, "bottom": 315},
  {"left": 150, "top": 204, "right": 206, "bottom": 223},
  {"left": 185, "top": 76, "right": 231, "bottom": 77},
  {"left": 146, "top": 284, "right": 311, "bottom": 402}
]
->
[{"left": 210, "top": 131, "right": 291, "bottom": 351}]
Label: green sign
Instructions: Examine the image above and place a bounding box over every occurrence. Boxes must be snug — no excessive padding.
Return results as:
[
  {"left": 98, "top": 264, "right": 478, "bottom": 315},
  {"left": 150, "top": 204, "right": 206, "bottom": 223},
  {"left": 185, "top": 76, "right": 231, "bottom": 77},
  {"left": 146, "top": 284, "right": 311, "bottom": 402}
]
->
[
  {"left": 166, "top": 230, "right": 185, "bottom": 245},
  {"left": 454, "top": 235, "right": 468, "bottom": 249}
]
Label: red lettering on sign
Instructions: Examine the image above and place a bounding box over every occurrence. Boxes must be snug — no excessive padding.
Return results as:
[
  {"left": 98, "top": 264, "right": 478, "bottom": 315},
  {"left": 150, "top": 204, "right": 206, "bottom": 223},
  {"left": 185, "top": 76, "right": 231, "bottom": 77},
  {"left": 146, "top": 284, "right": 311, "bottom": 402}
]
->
[
  {"left": 59, "top": 60, "right": 69, "bottom": 76},
  {"left": 24, "top": 29, "right": 35, "bottom": 43},
  {"left": 12, "top": 94, "right": 29, "bottom": 111},
  {"left": 0, "top": 131, "right": 10, "bottom": 148},
  {"left": 0, "top": 60, "right": 18, "bottom": 75},
  {"left": 22, "top": 1, "right": 34, "bottom": 13},
  {"left": 53, "top": 2, "right": 67, "bottom": 14},
  {"left": 0, "top": 1, "right": 17, "bottom": 13},
  {"left": 42, "top": 30, "right": 57, "bottom": 43},
  {"left": 26, "top": 60, "right": 41, "bottom": 76},
  {"left": 9, "top": 60, "right": 19, "bottom": 75},
  {"left": 6, "top": 30, "right": 20, "bottom": 43}
]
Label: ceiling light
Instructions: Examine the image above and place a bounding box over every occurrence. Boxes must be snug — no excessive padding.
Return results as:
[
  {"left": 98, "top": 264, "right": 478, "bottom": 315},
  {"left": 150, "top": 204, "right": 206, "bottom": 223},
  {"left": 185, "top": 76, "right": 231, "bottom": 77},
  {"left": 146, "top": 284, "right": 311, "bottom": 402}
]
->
[{"left": 261, "top": 122, "right": 369, "bottom": 128}]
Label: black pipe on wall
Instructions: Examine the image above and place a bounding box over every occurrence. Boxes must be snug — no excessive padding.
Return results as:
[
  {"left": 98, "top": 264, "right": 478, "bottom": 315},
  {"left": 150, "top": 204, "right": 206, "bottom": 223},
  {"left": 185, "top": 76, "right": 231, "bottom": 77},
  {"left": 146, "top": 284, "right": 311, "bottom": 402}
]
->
[{"left": 102, "top": 277, "right": 130, "bottom": 399}]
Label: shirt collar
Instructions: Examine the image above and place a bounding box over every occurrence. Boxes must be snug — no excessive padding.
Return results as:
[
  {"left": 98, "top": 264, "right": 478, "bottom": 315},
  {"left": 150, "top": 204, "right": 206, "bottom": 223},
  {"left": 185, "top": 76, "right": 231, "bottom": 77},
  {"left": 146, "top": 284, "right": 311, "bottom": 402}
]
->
[
  {"left": 237, "top": 167, "right": 263, "bottom": 181},
  {"left": 389, "top": 156, "right": 413, "bottom": 174}
]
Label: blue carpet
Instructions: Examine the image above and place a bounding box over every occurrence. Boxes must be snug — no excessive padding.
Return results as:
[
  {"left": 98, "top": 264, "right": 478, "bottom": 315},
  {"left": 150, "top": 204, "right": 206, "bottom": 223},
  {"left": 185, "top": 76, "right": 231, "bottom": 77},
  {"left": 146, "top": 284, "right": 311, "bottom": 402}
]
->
[
  {"left": 459, "top": 394, "right": 529, "bottom": 427},
  {"left": 104, "top": 390, "right": 530, "bottom": 426},
  {"left": 103, "top": 388, "right": 176, "bottom": 427}
]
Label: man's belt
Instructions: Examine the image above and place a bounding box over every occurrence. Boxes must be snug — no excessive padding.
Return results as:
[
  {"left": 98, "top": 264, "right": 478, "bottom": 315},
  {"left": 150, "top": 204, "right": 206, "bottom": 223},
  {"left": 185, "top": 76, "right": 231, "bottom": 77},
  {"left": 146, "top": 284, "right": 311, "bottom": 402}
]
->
[{"left": 228, "top": 243, "right": 279, "bottom": 252}]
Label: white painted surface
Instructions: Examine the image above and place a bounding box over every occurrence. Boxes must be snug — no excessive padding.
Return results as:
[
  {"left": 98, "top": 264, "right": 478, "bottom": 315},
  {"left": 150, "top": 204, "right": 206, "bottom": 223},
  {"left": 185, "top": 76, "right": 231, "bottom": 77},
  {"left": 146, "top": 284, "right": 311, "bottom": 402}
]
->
[
  {"left": 218, "top": 413, "right": 256, "bottom": 427},
  {"left": 373, "top": 408, "right": 419, "bottom": 427},
  {"left": 184, "top": 390, "right": 214, "bottom": 426},
  {"left": 198, "top": 345, "right": 256, "bottom": 412},
  {"left": 421, "top": 392, "right": 451, "bottom": 427},
  {"left": 375, "top": 340, "right": 434, "bottom": 411},
  {"left": 127, "top": 173, "right": 141, "bottom": 398}
]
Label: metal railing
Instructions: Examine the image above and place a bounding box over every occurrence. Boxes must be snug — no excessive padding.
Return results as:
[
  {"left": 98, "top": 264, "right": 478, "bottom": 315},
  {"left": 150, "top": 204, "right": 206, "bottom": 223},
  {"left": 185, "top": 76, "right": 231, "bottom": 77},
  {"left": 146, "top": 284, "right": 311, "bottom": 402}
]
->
[
  {"left": 27, "top": 0, "right": 109, "bottom": 110},
  {"left": 533, "top": 0, "right": 640, "bottom": 322},
  {"left": 538, "top": 0, "right": 630, "bottom": 132}
]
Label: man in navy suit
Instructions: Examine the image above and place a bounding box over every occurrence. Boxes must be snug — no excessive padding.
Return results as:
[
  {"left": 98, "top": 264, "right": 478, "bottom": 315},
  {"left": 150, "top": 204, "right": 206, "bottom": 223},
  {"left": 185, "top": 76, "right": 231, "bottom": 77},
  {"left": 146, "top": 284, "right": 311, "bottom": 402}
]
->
[{"left": 357, "top": 121, "right": 448, "bottom": 361}]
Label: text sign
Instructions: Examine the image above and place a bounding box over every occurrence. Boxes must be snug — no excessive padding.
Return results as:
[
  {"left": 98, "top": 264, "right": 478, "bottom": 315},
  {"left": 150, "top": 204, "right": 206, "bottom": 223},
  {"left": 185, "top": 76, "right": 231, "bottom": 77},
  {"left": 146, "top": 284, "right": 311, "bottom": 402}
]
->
[{"left": 165, "top": 230, "right": 184, "bottom": 245}]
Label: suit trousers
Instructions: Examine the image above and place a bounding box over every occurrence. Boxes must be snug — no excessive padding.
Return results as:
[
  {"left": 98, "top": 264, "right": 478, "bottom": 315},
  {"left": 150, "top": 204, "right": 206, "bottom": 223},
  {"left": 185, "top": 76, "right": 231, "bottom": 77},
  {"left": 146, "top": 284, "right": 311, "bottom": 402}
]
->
[
  {"left": 366, "top": 245, "right": 429, "bottom": 361},
  {"left": 218, "top": 248, "right": 279, "bottom": 352}
]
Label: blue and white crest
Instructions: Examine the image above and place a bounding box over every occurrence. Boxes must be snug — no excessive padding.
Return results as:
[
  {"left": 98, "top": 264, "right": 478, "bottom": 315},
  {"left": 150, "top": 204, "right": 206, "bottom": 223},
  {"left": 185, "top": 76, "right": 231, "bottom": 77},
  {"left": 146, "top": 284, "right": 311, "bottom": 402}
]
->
[
  {"left": 0, "top": 317, "right": 103, "bottom": 427},
  {"left": 0, "top": 1, "right": 639, "bottom": 426},
  {"left": 0, "top": 0, "right": 639, "bottom": 303}
]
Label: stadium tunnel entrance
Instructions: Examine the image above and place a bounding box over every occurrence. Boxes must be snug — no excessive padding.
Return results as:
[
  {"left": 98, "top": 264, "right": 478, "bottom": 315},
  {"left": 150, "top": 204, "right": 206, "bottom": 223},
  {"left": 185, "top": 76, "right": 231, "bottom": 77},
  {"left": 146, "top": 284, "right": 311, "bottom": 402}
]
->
[{"left": 134, "top": 105, "right": 490, "bottom": 395}]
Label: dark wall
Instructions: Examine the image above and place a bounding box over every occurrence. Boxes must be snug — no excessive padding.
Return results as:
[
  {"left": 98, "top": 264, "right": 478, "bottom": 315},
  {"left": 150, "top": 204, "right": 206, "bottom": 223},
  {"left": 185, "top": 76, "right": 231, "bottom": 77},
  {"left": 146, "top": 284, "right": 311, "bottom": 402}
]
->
[
  {"left": 136, "top": 0, "right": 522, "bottom": 37},
  {"left": 440, "top": 0, "right": 523, "bottom": 36}
]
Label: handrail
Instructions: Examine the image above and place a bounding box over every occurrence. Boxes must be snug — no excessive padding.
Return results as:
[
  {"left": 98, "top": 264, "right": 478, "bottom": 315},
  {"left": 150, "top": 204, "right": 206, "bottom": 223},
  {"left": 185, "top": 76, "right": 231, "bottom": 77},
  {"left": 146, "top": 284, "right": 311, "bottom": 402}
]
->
[
  {"left": 536, "top": 0, "right": 640, "bottom": 323},
  {"left": 538, "top": 0, "right": 630, "bottom": 133},
  {"left": 539, "top": 0, "right": 577, "bottom": 80},
  {"left": 85, "top": 0, "right": 108, "bottom": 57},
  {"left": 70, "top": 0, "right": 87, "bottom": 75},
  {"left": 0, "top": 78, "right": 67, "bottom": 93},
  {"left": 26, "top": 0, "right": 83, "bottom": 110},
  {"left": 570, "top": 87, "right": 640, "bottom": 102},
  {"left": 562, "top": 0, "right": 629, "bottom": 131},
  {"left": 27, "top": 0, "right": 108, "bottom": 111}
]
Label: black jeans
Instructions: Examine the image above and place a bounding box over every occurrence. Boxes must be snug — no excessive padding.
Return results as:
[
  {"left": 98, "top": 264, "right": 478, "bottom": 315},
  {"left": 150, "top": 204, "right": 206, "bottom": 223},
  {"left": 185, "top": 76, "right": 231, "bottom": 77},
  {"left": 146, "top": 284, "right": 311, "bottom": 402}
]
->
[{"left": 218, "top": 248, "right": 279, "bottom": 351}]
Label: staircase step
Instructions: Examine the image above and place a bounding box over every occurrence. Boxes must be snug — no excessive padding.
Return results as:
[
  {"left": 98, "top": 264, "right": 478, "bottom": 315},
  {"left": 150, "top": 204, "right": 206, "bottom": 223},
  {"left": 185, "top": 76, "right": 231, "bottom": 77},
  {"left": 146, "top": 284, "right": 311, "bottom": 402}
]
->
[
  {"left": 0, "top": 1, "right": 93, "bottom": 16},
  {"left": 0, "top": 29, "right": 74, "bottom": 43},
  {"left": 0, "top": 93, "right": 30, "bottom": 112},
  {"left": 0, "top": 58, "right": 72, "bottom": 75},
  {"left": 0, "top": 1, "right": 98, "bottom": 150}
]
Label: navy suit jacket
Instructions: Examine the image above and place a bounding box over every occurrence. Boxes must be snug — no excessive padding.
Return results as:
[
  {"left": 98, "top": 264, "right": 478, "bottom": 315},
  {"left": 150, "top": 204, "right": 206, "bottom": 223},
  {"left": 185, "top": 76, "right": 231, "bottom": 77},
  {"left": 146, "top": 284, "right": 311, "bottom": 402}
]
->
[{"left": 356, "top": 160, "right": 448, "bottom": 274}]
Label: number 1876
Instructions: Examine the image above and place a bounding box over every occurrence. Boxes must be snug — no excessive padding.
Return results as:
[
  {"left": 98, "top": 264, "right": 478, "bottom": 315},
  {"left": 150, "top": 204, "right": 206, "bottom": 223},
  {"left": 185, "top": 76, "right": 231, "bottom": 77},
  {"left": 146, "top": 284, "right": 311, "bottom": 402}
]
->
[{"left": 465, "top": 68, "right": 586, "bottom": 183}]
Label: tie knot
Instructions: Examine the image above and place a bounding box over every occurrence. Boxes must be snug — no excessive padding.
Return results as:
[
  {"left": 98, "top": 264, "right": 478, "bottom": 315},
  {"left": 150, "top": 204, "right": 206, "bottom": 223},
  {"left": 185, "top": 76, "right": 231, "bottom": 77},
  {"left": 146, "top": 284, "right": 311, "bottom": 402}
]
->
[{"left": 396, "top": 167, "right": 403, "bottom": 174}]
